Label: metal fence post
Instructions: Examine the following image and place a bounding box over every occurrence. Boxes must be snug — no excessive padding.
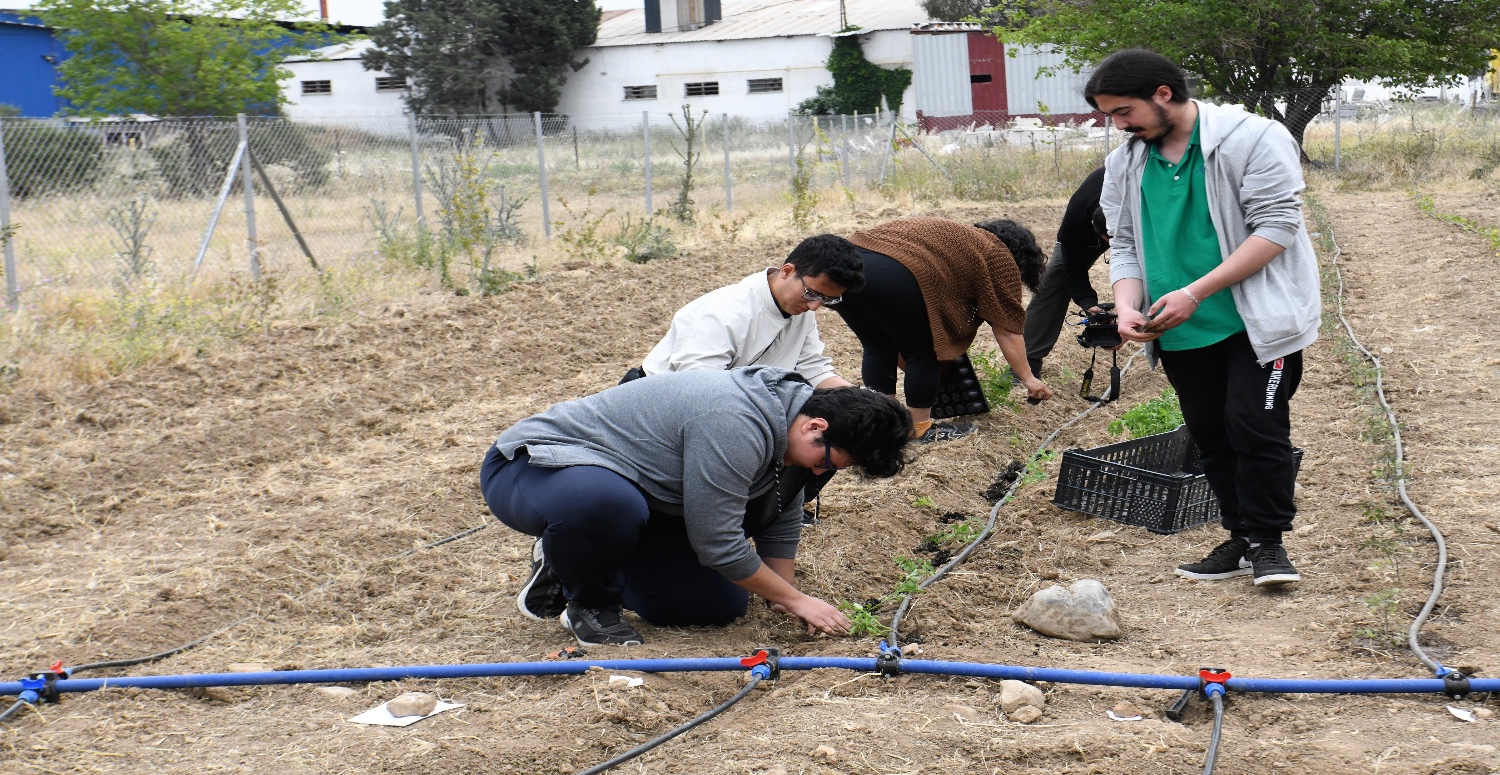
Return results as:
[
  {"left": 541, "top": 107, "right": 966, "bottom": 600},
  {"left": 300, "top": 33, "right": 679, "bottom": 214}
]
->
[
  {"left": 787, "top": 110, "right": 796, "bottom": 187},
  {"left": 407, "top": 112, "right": 425, "bottom": 230},
  {"left": 723, "top": 114, "right": 732, "bottom": 212},
  {"left": 237, "top": 114, "right": 261, "bottom": 282},
  {"left": 877, "top": 120, "right": 897, "bottom": 185},
  {"left": 0, "top": 120, "right": 18, "bottom": 310},
  {"left": 534, "top": 111, "right": 551, "bottom": 238},
  {"left": 642, "top": 110, "right": 652, "bottom": 214},
  {"left": 841, "top": 132, "right": 851, "bottom": 189},
  {"left": 1333, "top": 90, "right": 1342, "bottom": 173}
]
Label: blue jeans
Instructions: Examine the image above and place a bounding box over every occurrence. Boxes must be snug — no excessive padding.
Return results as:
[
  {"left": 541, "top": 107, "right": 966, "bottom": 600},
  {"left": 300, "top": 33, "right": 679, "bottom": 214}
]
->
[{"left": 480, "top": 447, "right": 749, "bottom": 625}]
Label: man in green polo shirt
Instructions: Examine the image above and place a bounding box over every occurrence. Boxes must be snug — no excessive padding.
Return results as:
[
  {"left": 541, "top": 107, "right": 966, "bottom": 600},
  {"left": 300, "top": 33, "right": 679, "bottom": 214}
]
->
[{"left": 1087, "top": 49, "right": 1322, "bottom": 586}]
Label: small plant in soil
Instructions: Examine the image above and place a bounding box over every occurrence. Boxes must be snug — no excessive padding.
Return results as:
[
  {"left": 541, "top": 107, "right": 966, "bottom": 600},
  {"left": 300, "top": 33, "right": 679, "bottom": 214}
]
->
[
  {"left": 967, "top": 348, "right": 1018, "bottom": 410},
  {"left": 1019, "top": 449, "right": 1058, "bottom": 487},
  {"left": 1108, "top": 388, "right": 1183, "bottom": 438},
  {"left": 837, "top": 600, "right": 890, "bottom": 637},
  {"left": 911, "top": 495, "right": 935, "bottom": 509},
  {"left": 612, "top": 214, "right": 677, "bottom": 263}
]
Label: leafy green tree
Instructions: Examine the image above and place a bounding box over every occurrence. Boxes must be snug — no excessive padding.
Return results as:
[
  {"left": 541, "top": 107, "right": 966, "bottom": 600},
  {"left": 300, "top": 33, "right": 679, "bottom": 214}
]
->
[
  {"left": 365, "top": 0, "right": 601, "bottom": 115},
  {"left": 920, "top": 0, "right": 1004, "bottom": 25},
  {"left": 36, "top": 0, "right": 332, "bottom": 117},
  {"left": 994, "top": 0, "right": 1500, "bottom": 148}
]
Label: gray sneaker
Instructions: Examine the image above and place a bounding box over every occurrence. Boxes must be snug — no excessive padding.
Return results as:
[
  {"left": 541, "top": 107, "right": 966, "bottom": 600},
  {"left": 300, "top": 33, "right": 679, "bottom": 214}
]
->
[
  {"left": 560, "top": 604, "right": 644, "bottom": 647},
  {"left": 517, "top": 540, "right": 567, "bottom": 620},
  {"left": 1174, "top": 537, "right": 1252, "bottom": 580}
]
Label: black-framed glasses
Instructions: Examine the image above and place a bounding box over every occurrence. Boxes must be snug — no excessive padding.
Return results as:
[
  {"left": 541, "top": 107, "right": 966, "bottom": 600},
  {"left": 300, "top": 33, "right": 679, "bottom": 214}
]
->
[
  {"left": 799, "top": 276, "right": 843, "bottom": 305},
  {"left": 821, "top": 439, "right": 847, "bottom": 471}
]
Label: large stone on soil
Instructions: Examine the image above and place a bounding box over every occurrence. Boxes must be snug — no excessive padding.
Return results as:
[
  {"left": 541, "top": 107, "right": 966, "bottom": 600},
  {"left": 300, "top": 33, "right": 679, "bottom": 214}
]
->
[
  {"left": 998, "top": 680, "right": 1045, "bottom": 713},
  {"left": 1011, "top": 579, "right": 1124, "bottom": 641}
]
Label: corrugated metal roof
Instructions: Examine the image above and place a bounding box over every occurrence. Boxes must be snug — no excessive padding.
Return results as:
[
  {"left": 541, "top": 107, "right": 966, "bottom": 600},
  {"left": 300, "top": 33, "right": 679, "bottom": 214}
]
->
[
  {"left": 592, "top": 0, "right": 929, "bottom": 48},
  {"left": 285, "top": 38, "right": 375, "bottom": 63}
]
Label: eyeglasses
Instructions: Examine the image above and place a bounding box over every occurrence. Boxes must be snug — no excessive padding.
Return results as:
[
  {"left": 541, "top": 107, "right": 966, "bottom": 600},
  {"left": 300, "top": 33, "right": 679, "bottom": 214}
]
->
[
  {"left": 799, "top": 276, "right": 843, "bottom": 306},
  {"left": 821, "top": 439, "right": 847, "bottom": 471}
]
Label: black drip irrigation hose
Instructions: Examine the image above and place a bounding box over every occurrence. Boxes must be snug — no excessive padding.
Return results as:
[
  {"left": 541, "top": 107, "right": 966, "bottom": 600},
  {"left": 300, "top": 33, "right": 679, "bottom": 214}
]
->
[
  {"left": 886, "top": 350, "right": 1144, "bottom": 651},
  {"left": 1201, "top": 690, "right": 1226, "bottom": 775},
  {"left": 0, "top": 699, "right": 29, "bottom": 722},
  {"left": 1322, "top": 215, "right": 1452, "bottom": 676},
  {"left": 574, "top": 671, "right": 766, "bottom": 775},
  {"left": 63, "top": 522, "right": 492, "bottom": 677}
]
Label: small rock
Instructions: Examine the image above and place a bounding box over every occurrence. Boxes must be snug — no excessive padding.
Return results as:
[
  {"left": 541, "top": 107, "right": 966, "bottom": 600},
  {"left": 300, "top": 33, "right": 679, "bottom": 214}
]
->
[
  {"left": 1009, "top": 705, "right": 1044, "bottom": 724},
  {"left": 316, "top": 686, "right": 359, "bottom": 700},
  {"left": 812, "top": 744, "right": 838, "bottom": 761},
  {"left": 945, "top": 704, "right": 978, "bottom": 721},
  {"left": 1012, "top": 579, "right": 1124, "bottom": 641},
  {"left": 226, "top": 662, "right": 271, "bottom": 673},
  {"left": 387, "top": 692, "right": 438, "bottom": 717},
  {"left": 1108, "top": 701, "right": 1144, "bottom": 721},
  {"left": 1148, "top": 574, "right": 1166, "bottom": 584},
  {"left": 998, "top": 680, "right": 1045, "bottom": 713},
  {"left": 1474, "top": 708, "right": 1494, "bottom": 720}
]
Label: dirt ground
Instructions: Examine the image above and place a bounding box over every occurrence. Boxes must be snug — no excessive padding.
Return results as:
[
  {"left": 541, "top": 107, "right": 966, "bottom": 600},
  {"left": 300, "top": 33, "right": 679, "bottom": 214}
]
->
[{"left": 2, "top": 191, "right": 1498, "bottom": 774}]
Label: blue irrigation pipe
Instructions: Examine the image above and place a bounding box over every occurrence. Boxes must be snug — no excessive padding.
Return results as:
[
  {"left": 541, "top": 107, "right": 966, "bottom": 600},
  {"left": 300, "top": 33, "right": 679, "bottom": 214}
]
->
[{"left": 5, "top": 657, "right": 1497, "bottom": 699}]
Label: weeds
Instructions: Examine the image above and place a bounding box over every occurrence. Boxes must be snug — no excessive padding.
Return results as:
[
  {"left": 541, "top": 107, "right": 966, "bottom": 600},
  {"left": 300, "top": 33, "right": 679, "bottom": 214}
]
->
[
  {"left": 105, "top": 195, "right": 156, "bottom": 291},
  {"left": 666, "top": 104, "right": 707, "bottom": 224},
  {"left": 554, "top": 196, "right": 616, "bottom": 264},
  {"left": 911, "top": 495, "right": 935, "bottom": 509},
  {"left": 613, "top": 214, "right": 677, "bottom": 263},
  {"left": 1413, "top": 191, "right": 1500, "bottom": 254},
  {"left": 1108, "top": 388, "right": 1183, "bottom": 438}
]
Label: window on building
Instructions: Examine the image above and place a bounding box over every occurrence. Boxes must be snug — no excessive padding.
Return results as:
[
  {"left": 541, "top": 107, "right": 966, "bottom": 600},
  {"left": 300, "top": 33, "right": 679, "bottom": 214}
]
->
[
  {"left": 684, "top": 81, "right": 720, "bottom": 96},
  {"left": 970, "top": 74, "right": 993, "bottom": 84},
  {"left": 747, "top": 78, "right": 784, "bottom": 94},
  {"left": 301, "top": 80, "right": 332, "bottom": 96},
  {"left": 375, "top": 76, "right": 408, "bottom": 92},
  {"left": 624, "top": 85, "right": 658, "bottom": 100}
]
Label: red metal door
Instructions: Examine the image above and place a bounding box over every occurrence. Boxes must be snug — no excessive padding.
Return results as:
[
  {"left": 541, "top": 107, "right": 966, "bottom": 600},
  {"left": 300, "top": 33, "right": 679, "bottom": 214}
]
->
[{"left": 967, "top": 32, "right": 1007, "bottom": 117}]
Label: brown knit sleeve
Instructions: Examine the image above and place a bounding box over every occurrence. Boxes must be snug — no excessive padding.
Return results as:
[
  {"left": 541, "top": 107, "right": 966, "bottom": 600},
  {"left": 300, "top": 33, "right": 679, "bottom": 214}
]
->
[{"left": 971, "top": 232, "right": 1027, "bottom": 335}]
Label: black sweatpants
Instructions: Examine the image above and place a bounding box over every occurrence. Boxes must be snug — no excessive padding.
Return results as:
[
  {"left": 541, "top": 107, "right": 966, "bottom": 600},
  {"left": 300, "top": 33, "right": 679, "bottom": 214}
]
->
[
  {"left": 1158, "top": 331, "right": 1303, "bottom": 544},
  {"left": 832, "top": 250, "right": 942, "bottom": 408}
]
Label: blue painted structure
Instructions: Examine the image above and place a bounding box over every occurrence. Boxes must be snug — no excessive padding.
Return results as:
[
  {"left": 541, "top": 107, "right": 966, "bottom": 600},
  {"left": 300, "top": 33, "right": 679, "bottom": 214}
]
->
[{"left": 0, "top": 11, "right": 67, "bottom": 117}]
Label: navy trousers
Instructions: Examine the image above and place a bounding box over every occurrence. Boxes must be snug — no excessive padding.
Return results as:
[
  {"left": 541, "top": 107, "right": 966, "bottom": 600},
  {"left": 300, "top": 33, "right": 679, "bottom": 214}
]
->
[
  {"left": 480, "top": 447, "right": 749, "bottom": 626},
  {"left": 1158, "top": 332, "right": 1303, "bottom": 544}
]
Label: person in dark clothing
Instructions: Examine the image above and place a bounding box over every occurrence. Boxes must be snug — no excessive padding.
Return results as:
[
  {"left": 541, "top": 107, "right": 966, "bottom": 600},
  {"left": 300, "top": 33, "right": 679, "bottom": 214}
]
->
[
  {"left": 483, "top": 368, "right": 912, "bottom": 646},
  {"left": 834, "top": 217, "right": 1052, "bottom": 444},
  {"left": 1022, "top": 167, "right": 1111, "bottom": 377}
]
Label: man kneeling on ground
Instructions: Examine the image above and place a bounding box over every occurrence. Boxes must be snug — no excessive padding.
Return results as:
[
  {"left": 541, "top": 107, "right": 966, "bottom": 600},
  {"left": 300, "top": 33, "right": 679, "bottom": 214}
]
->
[{"left": 480, "top": 367, "right": 912, "bottom": 646}]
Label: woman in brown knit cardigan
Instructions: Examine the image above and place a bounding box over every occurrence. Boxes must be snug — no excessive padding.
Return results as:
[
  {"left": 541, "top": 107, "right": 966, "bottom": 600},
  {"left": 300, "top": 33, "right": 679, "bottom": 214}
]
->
[{"left": 834, "top": 217, "right": 1053, "bottom": 443}]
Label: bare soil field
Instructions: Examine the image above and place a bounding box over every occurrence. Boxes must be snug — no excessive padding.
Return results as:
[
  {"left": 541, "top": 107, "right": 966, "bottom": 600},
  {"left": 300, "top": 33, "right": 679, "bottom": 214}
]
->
[{"left": 2, "top": 192, "right": 1498, "bottom": 774}]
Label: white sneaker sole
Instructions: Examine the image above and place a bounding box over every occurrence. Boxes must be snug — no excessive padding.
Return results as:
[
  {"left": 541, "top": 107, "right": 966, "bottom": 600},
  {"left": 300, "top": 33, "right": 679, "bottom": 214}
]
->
[
  {"left": 1253, "top": 572, "right": 1301, "bottom": 586},
  {"left": 516, "top": 540, "right": 560, "bottom": 621}
]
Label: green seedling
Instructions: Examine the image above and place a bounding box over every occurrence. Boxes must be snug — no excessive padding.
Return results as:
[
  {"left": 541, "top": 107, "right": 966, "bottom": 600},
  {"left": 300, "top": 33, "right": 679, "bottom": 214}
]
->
[
  {"left": 837, "top": 600, "right": 890, "bottom": 637},
  {"left": 912, "top": 495, "right": 936, "bottom": 509},
  {"left": 1019, "top": 449, "right": 1058, "bottom": 487},
  {"left": 1108, "top": 388, "right": 1184, "bottom": 438}
]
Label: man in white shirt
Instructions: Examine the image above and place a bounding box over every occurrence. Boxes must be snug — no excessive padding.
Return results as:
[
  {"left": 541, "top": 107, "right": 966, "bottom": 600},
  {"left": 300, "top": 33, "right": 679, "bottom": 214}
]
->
[{"left": 631, "top": 233, "right": 867, "bottom": 522}]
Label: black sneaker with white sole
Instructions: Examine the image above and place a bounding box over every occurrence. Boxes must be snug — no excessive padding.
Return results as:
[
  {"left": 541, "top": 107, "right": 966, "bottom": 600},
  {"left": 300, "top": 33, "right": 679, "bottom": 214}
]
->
[
  {"left": 1174, "top": 537, "right": 1252, "bottom": 580},
  {"left": 917, "top": 421, "right": 978, "bottom": 444},
  {"left": 517, "top": 539, "right": 567, "bottom": 620},
  {"left": 1247, "top": 543, "right": 1301, "bottom": 586},
  {"left": 560, "top": 604, "right": 644, "bottom": 647}
]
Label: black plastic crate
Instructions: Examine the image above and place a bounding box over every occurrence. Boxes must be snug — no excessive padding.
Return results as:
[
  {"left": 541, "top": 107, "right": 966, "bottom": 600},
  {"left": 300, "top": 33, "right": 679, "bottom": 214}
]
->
[
  {"left": 1052, "top": 425, "right": 1303, "bottom": 534},
  {"left": 930, "top": 353, "right": 991, "bottom": 420}
]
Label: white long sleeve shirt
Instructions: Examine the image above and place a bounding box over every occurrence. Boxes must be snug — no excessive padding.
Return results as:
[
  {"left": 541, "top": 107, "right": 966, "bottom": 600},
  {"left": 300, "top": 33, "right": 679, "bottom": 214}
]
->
[{"left": 642, "top": 269, "right": 840, "bottom": 386}]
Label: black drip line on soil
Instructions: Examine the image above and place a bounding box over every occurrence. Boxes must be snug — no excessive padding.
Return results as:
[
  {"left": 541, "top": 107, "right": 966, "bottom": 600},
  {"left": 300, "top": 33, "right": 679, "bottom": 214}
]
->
[
  {"left": 887, "top": 350, "right": 1144, "bottom": 652},
  {"left": 58, "top": 522, "right": 494, "bottom": 678},
  {"left": 1322, "top": 212, "right": 1454, "bottom": 677}
]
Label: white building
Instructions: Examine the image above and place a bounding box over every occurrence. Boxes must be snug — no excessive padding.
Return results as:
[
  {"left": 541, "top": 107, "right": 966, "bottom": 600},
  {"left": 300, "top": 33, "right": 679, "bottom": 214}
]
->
[
  {"left": 559, "top": 0, "right": 928, "bottom": 127},
  {"left": 281, "top": 39, "right": 409, "bottom": 122},
  {"left": 278, "top": 0, "right": 929, "bottom": 127}
]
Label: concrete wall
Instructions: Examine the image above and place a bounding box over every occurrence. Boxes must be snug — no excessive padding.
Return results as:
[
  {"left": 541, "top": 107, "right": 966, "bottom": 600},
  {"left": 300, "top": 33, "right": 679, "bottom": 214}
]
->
[
  {"left": 281, "top": 57, "right": 408, "bottom": 121},
  {"left": 555, "top": 29, "right": 915, "bottom": 128}
]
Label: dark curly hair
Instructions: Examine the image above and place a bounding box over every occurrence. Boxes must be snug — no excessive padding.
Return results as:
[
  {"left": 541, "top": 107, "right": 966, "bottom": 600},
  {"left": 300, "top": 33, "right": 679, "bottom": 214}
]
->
[
  {"left": 799, "top": 387, "right": 911, "bottom": 478},
  {"left": 786, "top": 234, "right": 865, "bottom": 293},
  {"left": 973, "top": 219, "right": 1045, "bottom": 293}
]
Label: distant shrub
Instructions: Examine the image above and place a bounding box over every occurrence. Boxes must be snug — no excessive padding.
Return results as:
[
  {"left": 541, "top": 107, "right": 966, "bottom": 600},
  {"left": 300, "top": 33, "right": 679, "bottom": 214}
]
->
[{"left": 3, "top": 122, "right": 105, "bottom": 198}]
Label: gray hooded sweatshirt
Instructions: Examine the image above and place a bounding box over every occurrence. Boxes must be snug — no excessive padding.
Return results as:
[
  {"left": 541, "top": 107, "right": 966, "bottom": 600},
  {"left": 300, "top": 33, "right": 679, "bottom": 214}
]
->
[
  {"left": 493, "top": 366, "right": 811, "bottom": 582},
  {"left": 1103, "top": 100, "right": 1322, "bottom": 365}
]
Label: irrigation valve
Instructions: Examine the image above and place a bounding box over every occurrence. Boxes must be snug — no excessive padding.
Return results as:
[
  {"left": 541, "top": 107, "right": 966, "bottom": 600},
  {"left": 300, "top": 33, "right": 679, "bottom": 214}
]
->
[
  {"left": 1199, "top": 667, "right": 1231, "bottom": 699},
  {"left": 739, "top": 648, "right": 780, "bottom": 680}
]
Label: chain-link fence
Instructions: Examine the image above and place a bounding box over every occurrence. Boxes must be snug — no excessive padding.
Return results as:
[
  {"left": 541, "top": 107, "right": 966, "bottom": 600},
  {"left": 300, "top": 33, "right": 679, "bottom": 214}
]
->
[{"left": 2, "top": 93, "right": 1497, "bottom": 308}]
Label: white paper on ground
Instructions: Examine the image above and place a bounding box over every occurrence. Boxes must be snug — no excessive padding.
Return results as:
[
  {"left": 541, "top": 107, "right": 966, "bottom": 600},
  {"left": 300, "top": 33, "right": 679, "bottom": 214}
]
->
[{"left": 350, "top": 699, "right": 465, "bottom": 727}]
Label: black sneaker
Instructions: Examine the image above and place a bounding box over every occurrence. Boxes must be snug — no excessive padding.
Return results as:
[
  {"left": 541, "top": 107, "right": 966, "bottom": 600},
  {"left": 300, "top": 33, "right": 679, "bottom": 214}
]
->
[
  {"left": 1174, "top": 537, "right": 1252, "bottom": 580},
  {"left": 560, "top": 604, "right": 644, "bottom": 647},
  {"left": 1247, "top": 543, "right": 1301, "bottom": 586},
  {"left": 918, "top": 421, "right": 978, "bottom": 444},
  {"left": 517, "top": 540, "right": 567, "bottom": 621}
]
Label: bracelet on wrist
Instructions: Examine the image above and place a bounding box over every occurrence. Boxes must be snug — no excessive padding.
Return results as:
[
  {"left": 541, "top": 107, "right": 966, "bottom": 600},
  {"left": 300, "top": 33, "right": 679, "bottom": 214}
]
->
[{"left": 1179, "top": 287, "right": 1201, "bottom": 305}]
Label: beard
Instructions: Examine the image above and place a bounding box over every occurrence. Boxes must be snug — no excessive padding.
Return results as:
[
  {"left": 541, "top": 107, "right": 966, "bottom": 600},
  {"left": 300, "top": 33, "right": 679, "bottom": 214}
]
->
[{"left": 1130, "top": 102, "right": 1176, "bottom": 146}]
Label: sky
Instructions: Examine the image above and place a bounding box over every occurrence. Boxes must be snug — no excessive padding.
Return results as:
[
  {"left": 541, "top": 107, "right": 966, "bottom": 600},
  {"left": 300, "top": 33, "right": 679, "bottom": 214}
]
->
[{"left": 1, "top": 0, "right": 641, "bottom": 27}]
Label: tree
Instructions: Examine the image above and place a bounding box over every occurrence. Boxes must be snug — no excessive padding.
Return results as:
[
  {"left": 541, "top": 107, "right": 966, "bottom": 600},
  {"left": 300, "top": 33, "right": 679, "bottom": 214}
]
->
[
  {"left": 36, "top": 0, "right": 332, "bottom": 117},
  {"left": 365, "top": 0, "right": 601, "bottom": 115},
  {"left": 920, "top": 0, "right": 1004, "bottom": 25},
  {"left": 994, "top": 0, "right": 1500, "bottom": 149}
]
